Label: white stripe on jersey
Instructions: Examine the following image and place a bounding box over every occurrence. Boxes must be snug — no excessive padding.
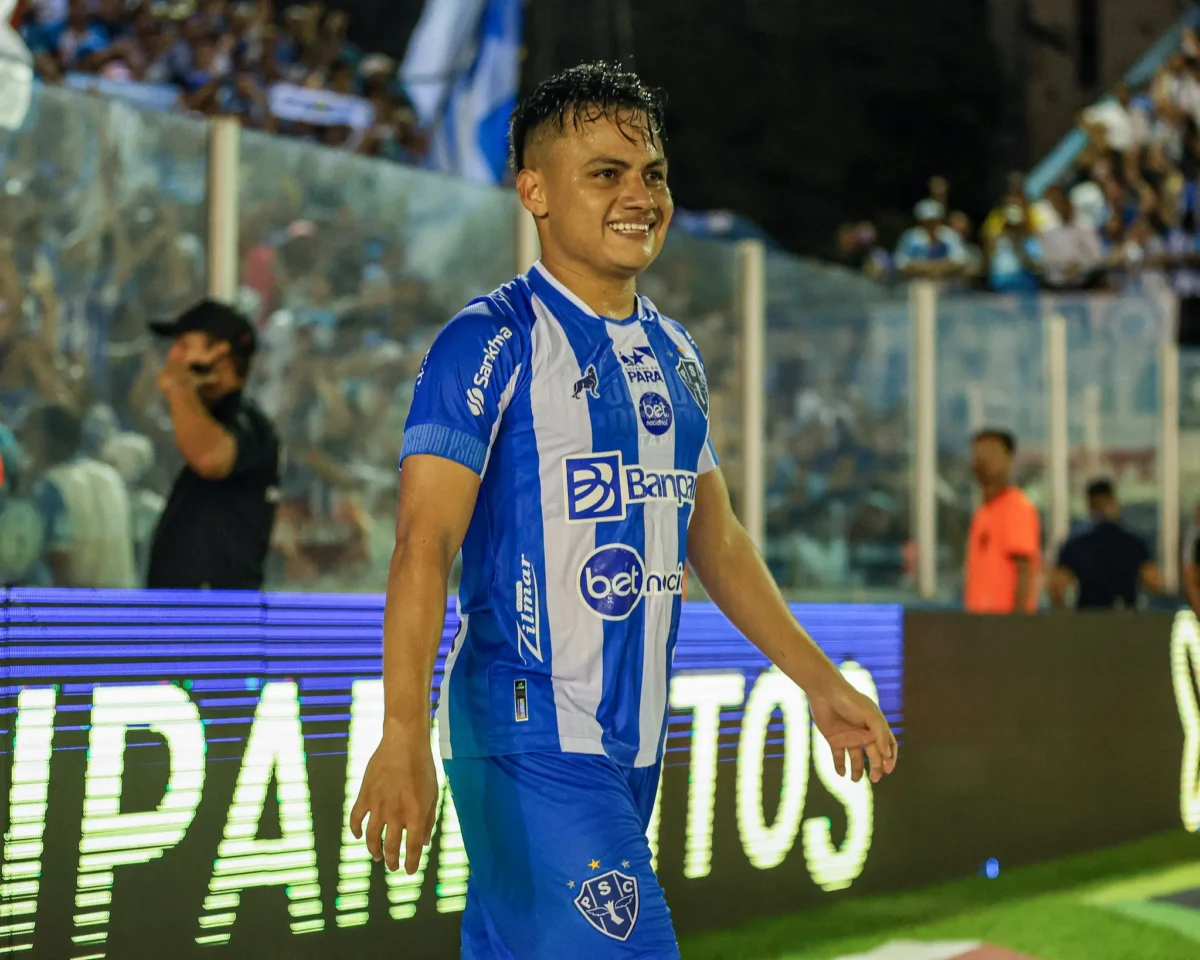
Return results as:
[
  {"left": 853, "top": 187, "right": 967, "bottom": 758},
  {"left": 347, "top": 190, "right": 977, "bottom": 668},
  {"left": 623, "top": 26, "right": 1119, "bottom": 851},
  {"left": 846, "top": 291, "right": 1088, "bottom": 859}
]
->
[
  {"left": 480, "top": 363, "right": 524, "bottom": 476},
  {"left": 529, "top": 295, "right": 607, "bottom": 755},
  {"left": 606, "top": 321, "right": 681, "bottom": 767},
  {"left": 437, "top": 613, "right": 469, "bottom": 758}
]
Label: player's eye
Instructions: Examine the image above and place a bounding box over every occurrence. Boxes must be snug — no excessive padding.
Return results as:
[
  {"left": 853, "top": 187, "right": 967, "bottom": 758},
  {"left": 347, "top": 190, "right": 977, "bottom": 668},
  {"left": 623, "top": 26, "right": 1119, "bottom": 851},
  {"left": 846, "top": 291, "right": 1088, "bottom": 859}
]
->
[
  {"left": 593, "top": 168, "right": 618, "bottom": 180},
  {"left": 646, "top": 170, "right": 666, "bottom": 183}
]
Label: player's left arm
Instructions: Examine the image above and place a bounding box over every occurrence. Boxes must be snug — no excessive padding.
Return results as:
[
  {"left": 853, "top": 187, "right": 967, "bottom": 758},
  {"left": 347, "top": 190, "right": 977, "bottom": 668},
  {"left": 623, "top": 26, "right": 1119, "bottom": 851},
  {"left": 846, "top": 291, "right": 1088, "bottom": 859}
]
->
[
  {"left": 687, "top": 466, "right": 897, "bottom": 783},
  {"left": 1005, "top": 501, "right": 1040, "bottom": 612}
]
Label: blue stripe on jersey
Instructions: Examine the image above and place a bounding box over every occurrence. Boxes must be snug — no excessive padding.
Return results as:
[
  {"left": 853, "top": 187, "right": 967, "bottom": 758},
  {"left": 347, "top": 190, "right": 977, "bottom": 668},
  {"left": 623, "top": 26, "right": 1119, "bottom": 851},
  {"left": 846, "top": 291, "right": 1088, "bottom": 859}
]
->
[
  {"left": 528, "top": 271, "right": 646, "bottom": 767},
  {"left": 400, "top": 422, "right": 488, "bottom": 474}
]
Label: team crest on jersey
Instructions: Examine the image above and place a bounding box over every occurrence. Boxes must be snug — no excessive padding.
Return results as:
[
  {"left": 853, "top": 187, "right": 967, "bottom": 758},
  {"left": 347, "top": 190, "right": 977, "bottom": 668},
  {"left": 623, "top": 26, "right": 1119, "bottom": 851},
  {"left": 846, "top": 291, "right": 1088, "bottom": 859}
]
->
[
  {"left": 574, "top": 869, "right": 639, "bottom": 941},
  {"left": 676, "top": 356, "right": 709, "bottom": 418}
]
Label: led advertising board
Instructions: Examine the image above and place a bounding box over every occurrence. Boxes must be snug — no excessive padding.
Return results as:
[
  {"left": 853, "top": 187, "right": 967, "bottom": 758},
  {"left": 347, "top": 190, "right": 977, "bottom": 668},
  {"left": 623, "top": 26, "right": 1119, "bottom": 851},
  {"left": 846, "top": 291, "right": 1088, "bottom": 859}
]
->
[{"left": 0, "top": 589, "right": 903, "bottom": 958}]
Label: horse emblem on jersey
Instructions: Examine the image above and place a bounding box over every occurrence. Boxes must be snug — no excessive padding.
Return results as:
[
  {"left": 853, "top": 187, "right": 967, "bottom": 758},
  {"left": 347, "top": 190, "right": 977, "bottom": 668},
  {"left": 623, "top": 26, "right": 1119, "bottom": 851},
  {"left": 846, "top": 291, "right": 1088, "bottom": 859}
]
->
[
  {"left": 676, "top": 356, "right": 709, "bottom": 418},
  {"left": 573, "top": 364, "right": 600, "bottom": 399},
  {"left": 574, "top": 869, "right": 639, "bottom": 941}
]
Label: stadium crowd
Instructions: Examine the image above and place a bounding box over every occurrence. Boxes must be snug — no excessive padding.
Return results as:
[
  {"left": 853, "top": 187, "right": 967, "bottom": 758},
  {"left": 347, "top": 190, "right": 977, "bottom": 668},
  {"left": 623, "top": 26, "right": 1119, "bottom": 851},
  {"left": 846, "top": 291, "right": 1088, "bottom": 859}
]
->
[
  {"left": 836, "top": 26, "right": 1200, "bottom": 301},
  {"left": 12, "top": 0, "right": 429, "bottom": 164}
]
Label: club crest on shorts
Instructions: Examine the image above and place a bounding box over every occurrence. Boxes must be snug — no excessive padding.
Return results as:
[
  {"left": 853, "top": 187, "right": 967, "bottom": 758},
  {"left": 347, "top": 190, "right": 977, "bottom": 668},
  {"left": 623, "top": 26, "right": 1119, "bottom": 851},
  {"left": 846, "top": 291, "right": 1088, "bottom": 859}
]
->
[
  {"left": 676, "top": 356, "right": 709, "bottom": 418},
  {"left": 573, "top": 869, "right": 639, "bottom": 941}
]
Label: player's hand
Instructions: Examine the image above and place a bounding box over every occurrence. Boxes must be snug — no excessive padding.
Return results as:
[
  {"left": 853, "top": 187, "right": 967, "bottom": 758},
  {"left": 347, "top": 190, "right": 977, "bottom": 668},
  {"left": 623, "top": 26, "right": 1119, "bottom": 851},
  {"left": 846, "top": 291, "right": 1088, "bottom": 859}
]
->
[
  {"left": 809, "top": 680, "right": 897, "bottom": 784},
  {"left": 349, "top": 720, "right": 439, "bottom": 874}
]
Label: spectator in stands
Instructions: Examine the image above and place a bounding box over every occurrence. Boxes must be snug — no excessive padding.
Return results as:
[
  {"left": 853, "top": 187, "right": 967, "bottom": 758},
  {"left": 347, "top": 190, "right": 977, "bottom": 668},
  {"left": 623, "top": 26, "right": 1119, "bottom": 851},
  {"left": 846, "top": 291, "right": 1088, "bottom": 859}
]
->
[
  {"left": 981, "top": 172, "right": 1051, "bottom": 249},
  {"left": 1042, "top": 186, "right": 1104, "bottom": 289},
  {"left": 947, "top": 210, "right": 983, "bottom": 281},
  {"left": 964, "top": 428, "right": 1040, "bottom": 614},
  {"left": 1049, "top": 479, "right": 1160, "bottom": 609},
  {"left": 22, "top": 401, "right": 137, "bottom": 588},
  {"left": 892, "top": 199, "right": 967, "bottom": 280},
  {"left": 987, "top": 204, "right": 1043, "bottom": 293}
]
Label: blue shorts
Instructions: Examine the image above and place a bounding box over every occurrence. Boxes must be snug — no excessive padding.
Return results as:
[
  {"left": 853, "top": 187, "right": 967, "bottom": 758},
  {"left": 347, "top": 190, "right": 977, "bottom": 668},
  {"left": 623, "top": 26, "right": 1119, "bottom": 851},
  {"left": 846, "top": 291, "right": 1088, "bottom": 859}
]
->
[{"left": 443, "top": 752, "right": 680, "bottom": 960}]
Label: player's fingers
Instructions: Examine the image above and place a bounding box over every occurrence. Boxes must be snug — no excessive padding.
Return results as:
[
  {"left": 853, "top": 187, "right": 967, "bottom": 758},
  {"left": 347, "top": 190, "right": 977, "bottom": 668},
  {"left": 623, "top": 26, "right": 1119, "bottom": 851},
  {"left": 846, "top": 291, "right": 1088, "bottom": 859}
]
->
[
  {"left": 886, "top": 729, "right": 899, "bottom": 772},
  {"left": 868, "top": 712, "right": 897, "bottom": 773},
  {"left": 422, "top": 797, "right": 438, "bottom": 848},
  {"left": 405, "top": 818, "right": 426, "bottom": 876},
  {"left": 830, "top": 742, "right": 846, "bottom": 778},
  {"left": 365, "top": 810, "right": 385, "bottom": 862},
  {"left": 848, "top": 744, "right": 865, "bottom": 783},
  {"left": 865, "top": 741, "right": 885, "bottom": 783},
  {"left": 384, "top": 817, "right": 406, "bottom": 873},
  {"left": 349, "top": 792, "right": 368, "bottom": 840}
]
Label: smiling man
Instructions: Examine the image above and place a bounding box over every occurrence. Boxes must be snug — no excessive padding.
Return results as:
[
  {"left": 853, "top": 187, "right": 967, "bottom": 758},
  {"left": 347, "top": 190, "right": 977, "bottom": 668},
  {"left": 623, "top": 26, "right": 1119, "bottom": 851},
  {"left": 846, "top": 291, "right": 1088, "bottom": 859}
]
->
[{"left": 351, "top": 62, "right": 897, "bottom": 959}]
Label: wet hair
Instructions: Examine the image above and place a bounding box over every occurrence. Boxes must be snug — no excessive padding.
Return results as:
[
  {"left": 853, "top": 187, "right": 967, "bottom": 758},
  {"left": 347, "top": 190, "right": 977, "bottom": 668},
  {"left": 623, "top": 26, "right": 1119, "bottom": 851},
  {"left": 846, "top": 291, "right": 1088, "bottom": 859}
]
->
[
  {"left": 509, "top": 61, "right": 666, "bottom": 172},
  {"left": 973, "top": 428, "right": 1016, "bottom": 454}
]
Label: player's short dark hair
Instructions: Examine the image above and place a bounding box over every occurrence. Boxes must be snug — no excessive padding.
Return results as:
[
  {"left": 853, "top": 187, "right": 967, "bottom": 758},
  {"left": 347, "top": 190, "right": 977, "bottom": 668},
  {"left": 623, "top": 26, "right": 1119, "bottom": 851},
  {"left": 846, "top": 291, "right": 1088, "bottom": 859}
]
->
[
  {"left": 1086, "top": 478, "right": 1116, "bottom": 501},
  {"left": 972, "top": 428, "right": 1016, "bottom": 454},
  {"left": 509, "top": 61, "right": 666, "bottom": 172}
]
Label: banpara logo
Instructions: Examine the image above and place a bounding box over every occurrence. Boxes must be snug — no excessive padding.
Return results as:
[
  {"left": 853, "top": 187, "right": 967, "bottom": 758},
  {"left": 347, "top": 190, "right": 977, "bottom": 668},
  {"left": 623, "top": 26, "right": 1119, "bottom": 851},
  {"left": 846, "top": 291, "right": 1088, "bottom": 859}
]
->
[{"left": 466, "top": 387, "right": 486, "bottom": 417}]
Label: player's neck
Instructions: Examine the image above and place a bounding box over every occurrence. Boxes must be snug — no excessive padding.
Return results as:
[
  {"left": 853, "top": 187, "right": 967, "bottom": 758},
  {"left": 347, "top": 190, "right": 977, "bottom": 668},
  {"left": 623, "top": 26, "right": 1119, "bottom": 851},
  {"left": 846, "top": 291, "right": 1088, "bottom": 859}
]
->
[{"left": 537, "top": 255, "right": 638, "bottom": 320}]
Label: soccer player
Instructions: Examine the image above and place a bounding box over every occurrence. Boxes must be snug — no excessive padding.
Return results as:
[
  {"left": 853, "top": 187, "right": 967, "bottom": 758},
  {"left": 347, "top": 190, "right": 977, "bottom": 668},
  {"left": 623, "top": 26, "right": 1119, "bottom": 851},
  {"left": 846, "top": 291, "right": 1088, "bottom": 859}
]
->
[{"left": 351, "top": 62, "right": 898, "bottom": 959}]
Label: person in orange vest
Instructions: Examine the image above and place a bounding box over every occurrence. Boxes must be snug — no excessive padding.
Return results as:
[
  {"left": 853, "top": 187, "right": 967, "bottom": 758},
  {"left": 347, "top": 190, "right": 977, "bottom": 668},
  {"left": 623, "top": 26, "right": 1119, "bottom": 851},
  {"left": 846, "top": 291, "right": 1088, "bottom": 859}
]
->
[{"left": 964, "top": 428, "right": 1041, "bottom": 613}]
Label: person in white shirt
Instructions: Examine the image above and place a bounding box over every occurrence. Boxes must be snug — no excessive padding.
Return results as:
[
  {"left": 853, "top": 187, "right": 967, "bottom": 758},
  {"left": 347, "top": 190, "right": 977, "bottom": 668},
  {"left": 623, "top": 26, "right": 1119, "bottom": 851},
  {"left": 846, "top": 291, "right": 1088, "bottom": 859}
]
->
[
  {"left": 893, "top": 199, "right": 968, "bottom": 280},
  {"left": 23, "top": 402, "right": 136, "bottom": 589},
  {"left": 1041, "top": 187, "right": 1104, "bottom": 289}
]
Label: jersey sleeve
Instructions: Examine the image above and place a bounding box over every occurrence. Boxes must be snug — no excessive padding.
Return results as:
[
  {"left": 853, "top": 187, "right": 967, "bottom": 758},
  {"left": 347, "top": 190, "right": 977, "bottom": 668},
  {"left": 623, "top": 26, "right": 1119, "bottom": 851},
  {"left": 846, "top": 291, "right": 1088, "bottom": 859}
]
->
[{"left": 400, "top": 301, "right": 525, "bottom": 476}]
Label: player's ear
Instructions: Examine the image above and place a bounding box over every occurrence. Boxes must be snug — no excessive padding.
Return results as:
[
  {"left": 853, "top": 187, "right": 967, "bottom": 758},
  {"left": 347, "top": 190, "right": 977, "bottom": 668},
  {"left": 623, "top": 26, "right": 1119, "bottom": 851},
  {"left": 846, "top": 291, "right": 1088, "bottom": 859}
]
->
[{"left": 516, "top": 168, "right": 549, "bottom": 220}]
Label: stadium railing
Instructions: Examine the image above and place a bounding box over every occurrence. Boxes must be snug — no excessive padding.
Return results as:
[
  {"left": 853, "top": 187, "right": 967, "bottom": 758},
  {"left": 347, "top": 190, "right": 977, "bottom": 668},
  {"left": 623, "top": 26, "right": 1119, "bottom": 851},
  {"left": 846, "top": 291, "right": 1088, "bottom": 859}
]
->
[{"left": 0, "top": 83, "right": 1183, "bottom": 604}]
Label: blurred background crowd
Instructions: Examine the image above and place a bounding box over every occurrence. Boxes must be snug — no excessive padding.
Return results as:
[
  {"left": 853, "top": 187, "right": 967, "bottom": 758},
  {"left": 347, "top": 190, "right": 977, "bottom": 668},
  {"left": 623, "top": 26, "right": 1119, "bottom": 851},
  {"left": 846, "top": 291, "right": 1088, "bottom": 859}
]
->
[
  {"left": 0, "top": 0, "right": 1188, "bottom": 602},
  {"left": 835, "top": 26, "right": 1200, "bottom": 304},
  {"left": 11, "top": 0, "right": 430, "bottom": 164}
]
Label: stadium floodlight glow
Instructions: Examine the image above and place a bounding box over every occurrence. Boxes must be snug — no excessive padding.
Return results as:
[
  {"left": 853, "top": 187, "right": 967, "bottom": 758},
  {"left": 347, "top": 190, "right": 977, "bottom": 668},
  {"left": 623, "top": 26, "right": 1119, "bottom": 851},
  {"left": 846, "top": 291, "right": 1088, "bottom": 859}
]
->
[
  {"left": 197, "top": 682, "right": 324, "bottom": 944},
  {"left": 1171, "top": 611, "right": 1200, "bottom": 832},
  {"left": 71, "top": 684, "right": 205, "bottom": 959},
  {"left": 803, "top": 662, "right": 878, "bottom": 892},
  {"left": 736, "top": 667, "right": 810, "bottom": 870},
  {"left": 670, "top": 672, "right": 747, "bottom": 879},
  {"left": 335, "top": 680, "right": 468, "bottom": 927},
  {"left": 0, "top": 687, "right": 56, "bottom": 953}
]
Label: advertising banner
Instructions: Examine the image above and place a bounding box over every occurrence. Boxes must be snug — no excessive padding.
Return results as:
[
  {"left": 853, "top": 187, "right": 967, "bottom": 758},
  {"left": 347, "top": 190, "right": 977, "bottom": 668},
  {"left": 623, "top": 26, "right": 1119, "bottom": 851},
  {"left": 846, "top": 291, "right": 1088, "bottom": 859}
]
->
[{"left": 0, "top": 590, "right": 903, "bottom": 958}]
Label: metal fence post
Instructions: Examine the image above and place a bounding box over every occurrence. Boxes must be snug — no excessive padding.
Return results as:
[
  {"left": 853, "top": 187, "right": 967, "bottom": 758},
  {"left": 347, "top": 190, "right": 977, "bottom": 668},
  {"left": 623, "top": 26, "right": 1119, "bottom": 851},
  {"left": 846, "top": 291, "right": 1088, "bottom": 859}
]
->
[
  {"left": 205, "top": 117, "right": 240, "bottom": 303},
  {"left": 737, "top": 240, "right": 766, "bottom": 551},
  {"left": 1162, "top": 338, "right": 1181, "bottom": 591},
  {"left": 910, "top": 281, "right": 937, "bottom": 599},
  {"left": 1045, "top": 311, "right": 1070, "bottom": 565}
]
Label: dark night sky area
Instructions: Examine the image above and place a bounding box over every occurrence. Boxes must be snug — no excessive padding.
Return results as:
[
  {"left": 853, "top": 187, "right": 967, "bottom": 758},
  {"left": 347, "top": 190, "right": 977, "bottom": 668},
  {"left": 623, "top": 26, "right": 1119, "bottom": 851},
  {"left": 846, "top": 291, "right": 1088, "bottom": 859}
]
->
[{"left": 338, "top": 0, "right": 1013, "bottom": 257}]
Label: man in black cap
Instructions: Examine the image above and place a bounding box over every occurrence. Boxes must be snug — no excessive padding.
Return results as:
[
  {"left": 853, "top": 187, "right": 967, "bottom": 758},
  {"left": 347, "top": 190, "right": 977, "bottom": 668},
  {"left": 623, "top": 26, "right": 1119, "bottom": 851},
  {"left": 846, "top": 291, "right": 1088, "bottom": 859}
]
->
[{"left": 146, "top": 299, "right": 280, "bottom": 590}]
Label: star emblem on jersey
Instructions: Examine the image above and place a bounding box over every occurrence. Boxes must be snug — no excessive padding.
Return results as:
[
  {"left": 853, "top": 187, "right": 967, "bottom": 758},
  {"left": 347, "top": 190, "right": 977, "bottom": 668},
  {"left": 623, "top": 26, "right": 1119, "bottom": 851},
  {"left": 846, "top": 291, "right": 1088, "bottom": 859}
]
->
[
  {"left": 573, "top": 363, "right": 600, "bottom": 399},
  {"left": 589, "top": 859, "right": 601, "bottom": 870},
  {"left": 574, "top": 869, "right": 639, "bottom": 942},
  {"left": 621, "top": 860, "right": 630, "bottom": 868},
  {"left": 676, "top": 356, "right": 710, "bottom": 418}
]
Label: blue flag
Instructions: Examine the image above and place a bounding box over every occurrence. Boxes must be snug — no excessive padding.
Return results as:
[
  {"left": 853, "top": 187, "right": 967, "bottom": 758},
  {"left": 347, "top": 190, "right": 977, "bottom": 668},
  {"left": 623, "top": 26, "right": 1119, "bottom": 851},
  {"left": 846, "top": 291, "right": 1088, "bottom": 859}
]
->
[{"left": 402, "top": 0, "right": 522, "bottom": 184}]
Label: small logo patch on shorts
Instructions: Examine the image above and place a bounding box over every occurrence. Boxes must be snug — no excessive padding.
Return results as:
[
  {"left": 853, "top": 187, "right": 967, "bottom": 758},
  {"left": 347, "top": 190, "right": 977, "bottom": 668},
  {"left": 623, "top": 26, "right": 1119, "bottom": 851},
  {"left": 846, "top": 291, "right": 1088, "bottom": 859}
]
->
[
  {"left": 514, "top": 679, "right": 528, "bottom": 722},
  {"left": 574, "top": 869, "right": 639, "bottom": 941}
]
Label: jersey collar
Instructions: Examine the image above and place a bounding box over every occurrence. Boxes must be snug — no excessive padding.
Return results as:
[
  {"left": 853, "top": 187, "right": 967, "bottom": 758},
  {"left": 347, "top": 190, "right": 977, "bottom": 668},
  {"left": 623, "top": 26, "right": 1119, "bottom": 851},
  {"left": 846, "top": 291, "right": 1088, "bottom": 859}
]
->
[{"left": 528, "top": 260, "right": 646, "bottom": 325}]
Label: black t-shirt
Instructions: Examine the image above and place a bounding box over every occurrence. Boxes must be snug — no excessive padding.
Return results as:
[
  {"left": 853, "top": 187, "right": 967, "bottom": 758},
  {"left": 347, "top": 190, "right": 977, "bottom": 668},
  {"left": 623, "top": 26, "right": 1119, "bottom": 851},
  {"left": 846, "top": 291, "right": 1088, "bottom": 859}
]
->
[
  {"left": 147, "top": 391, "right": 280, "bottom": 590},
  {"left": 1057, "top": 519, "right": 1150, "bottom": 609}
]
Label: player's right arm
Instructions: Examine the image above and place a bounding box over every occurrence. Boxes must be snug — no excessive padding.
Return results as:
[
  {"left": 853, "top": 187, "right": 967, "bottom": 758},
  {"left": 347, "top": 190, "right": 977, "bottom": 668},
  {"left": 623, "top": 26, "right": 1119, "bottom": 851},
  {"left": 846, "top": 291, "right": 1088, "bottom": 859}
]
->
[{"left": 350, "top": 304, "right": 524, "bottom": 875}]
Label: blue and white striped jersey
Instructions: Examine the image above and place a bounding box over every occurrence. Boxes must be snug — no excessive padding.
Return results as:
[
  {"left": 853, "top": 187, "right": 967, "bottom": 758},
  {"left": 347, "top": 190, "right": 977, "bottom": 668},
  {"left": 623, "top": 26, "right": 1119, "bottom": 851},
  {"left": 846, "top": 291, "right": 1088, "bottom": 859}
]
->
[{"left": 401, "top": 262, "right": 719, "bottom": 768}]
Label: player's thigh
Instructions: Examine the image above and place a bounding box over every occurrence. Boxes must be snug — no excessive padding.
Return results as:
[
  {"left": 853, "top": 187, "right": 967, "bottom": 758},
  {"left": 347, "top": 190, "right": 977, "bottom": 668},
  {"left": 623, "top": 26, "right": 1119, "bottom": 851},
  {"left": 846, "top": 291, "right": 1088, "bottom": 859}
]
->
[{"left": 445, "top": 753, "right": 679, "bottom": 960}]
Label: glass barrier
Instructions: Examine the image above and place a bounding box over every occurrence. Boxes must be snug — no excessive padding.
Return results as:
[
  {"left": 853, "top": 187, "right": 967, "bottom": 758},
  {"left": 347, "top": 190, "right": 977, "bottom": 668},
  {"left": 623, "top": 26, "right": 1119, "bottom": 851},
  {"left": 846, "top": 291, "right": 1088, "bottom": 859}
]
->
[
  {"left": 935, "top": 295, "right": 1047, "bottom": 598},
  {"left": 1057, "top": 292, "right": 1166, "bottom": 558},
  {"left": 764, "top": 252, "right": 913, "bottom": 597},
  {"left": 236, "top": 129, "right": 518, "bottom": 592},
  {"left": 641, "top": 231, "right": 742, "bottom": 513},
  {"left": 0, "top": 83, "right": 209, "bottom": 588}
]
